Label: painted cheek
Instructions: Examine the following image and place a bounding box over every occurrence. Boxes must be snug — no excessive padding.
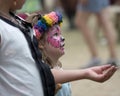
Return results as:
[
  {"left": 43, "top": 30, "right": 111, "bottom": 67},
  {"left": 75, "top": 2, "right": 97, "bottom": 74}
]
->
[{"left": 47, "top": 37, "right": 61, "bottom": 48}]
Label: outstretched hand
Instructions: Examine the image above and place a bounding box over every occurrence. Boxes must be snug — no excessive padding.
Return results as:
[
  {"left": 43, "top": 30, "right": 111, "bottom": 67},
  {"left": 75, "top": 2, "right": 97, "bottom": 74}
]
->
[{"left": 85, "top": 64, "right": 117, "bottom": 82}]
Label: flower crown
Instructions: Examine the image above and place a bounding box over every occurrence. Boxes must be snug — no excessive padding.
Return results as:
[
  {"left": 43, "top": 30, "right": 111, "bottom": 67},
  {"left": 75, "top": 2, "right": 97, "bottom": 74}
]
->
[{"left": 34, "top": 11, "right": 63, "bottom": 39}]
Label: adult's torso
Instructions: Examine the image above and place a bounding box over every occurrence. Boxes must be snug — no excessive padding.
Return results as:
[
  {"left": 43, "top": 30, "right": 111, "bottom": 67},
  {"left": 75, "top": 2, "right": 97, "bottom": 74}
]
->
[{"left": 0, "top": 18, "right": 44, "bottom": 96}]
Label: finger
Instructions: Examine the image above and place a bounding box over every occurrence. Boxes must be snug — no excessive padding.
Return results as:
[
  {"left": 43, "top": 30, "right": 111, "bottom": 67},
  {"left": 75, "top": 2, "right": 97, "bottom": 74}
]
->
[
  {"left": 103, "top": 66, "right": 117, "bottom": 81},
  {"left": 100, "top": 64, "right": 112, "bottom": 71}
]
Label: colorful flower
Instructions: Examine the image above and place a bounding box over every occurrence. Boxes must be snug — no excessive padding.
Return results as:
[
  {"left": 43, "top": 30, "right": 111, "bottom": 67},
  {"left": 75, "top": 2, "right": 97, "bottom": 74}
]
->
[{"left": 34, "top": 11, "right": 63, "bottom": 39}]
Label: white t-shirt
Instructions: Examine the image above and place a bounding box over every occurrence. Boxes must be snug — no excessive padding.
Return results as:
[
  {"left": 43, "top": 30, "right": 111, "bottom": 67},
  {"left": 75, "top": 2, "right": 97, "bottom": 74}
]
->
[{"left": 0, "top": 19, "right": 44, "bottom": 96}]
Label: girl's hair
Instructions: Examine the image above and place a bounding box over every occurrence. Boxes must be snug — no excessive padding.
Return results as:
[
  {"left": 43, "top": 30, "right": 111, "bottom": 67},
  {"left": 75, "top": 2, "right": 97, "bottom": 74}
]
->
[{"left": 33, "top": 11, "right": 63, "bottom": 68}]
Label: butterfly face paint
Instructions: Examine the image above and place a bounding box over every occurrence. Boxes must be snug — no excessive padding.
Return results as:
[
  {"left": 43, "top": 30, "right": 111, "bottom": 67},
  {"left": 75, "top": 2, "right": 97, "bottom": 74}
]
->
[{"left": 47, "top": 25, "right": 65, "bottom": 49}]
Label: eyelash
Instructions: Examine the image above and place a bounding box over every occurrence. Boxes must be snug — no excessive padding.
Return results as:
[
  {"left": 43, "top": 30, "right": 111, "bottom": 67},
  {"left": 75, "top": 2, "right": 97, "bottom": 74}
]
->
[{"left": 54, "top": 33, "right": 58, "bottom": 36}]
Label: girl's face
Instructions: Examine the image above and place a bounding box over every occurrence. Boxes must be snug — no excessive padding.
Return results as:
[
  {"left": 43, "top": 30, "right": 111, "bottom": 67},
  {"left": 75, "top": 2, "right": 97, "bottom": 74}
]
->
[{"left": 44, "top": 25, "right": 65, "bottom": 59}]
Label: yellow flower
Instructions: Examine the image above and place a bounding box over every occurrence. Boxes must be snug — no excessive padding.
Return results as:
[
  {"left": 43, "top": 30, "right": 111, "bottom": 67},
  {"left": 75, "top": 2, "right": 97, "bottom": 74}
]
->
[{"left": 43, "top": 15, "right": 53, "bottom": 26}]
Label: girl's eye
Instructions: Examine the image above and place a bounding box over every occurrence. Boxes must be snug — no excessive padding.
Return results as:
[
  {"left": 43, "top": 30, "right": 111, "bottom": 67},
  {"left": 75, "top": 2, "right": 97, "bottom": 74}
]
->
[{"left": 53, "top": 33, "right": 58, "bottom": 36}]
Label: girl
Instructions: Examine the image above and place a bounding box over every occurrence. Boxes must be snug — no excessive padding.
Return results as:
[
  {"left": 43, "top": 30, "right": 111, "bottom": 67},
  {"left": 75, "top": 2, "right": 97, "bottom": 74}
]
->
[
  {"left": 33, "top": 11, "right": 117, "bottom": 96},
  {"left": 34, "top": 11, "right": 72, "bottom": 96}
]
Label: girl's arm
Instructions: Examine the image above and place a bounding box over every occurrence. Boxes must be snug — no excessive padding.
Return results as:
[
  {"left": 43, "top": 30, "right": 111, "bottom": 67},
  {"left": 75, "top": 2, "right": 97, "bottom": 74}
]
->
[
  {"left": 51, "top": 65, "right": 117, "bottom": 84},
  {"left": 52, "top": 68, "right": 87, "bottom": 83}
]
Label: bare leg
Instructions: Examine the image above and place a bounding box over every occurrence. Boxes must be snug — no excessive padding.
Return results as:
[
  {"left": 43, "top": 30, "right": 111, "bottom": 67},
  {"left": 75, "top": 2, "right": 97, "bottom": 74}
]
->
[
  {"left": 97, "top": 8, "right": 117, "bottom": 59},
  {"left": 75, "top": 10, "right": 102, "bottom": 67},
  {"left": 75, "top": 11, "right": 98, "bottom": 58}
]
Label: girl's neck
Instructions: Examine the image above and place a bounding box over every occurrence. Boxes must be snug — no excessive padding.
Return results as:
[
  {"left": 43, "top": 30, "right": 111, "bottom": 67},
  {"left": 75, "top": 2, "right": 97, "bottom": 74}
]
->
[
  {"left": 51, "top": 59, "right": 58, "bottom": 67},
  {"left": 46, "top": 53, "right": 58, "bottom": 66},
  {"left": 50, "top": 58, "right": 62, "bottom": 68},
  {"left": 53, "top": 61, "right": 62, "bottom": 69}
]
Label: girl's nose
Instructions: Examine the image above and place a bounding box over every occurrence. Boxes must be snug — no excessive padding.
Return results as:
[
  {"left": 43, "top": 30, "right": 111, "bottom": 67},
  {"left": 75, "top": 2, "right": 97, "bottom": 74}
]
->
[{"left": 61, "top": 37, "right": 65, "bottom": 41}]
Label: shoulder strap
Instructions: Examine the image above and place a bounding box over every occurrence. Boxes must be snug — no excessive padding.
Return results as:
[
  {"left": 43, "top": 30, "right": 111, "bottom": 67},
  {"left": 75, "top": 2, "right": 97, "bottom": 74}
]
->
[{"left": 11, "top": 12, "right": 55, "bottom": 96}]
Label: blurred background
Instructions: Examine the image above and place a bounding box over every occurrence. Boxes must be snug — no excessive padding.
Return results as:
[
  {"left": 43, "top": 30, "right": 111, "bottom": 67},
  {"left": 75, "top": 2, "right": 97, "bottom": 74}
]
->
[{"left": 18, "top": 0, "right": 120, "bottom": 96}]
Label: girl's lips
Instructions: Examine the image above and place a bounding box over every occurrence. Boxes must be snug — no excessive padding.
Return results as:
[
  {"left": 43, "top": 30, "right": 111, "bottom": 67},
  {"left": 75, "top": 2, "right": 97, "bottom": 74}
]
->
[
  {"left": 60, "top": 47, "right": 65, "bottom": 52},
  {"left": 60, "top": 46, "right": 64, "bottom": 50},
  {"left": 60, "top": 42, "right": 65, "bottom": 51},
  {"left": 60, "top": 42, "right": 65, "bottom": 47}
]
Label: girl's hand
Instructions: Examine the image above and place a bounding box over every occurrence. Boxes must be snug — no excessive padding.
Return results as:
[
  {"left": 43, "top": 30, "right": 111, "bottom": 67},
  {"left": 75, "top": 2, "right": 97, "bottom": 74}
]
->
[{"left": 85, "top": 65, "right": 117, "bottom": 82}]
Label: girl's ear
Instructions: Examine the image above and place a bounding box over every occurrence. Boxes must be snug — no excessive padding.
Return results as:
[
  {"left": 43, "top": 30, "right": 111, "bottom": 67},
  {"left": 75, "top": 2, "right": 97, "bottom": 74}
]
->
[
  {"left": 38, "top": 41, "right": 44, "bottom": 49},
  {"left": 38, "top": 44, "right": 44, "bottom": 49}
]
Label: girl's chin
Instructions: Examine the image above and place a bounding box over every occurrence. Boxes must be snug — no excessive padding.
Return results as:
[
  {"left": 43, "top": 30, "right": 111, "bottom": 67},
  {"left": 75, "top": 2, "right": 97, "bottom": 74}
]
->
[
  {"left": 61, "top": 51, "right": 65, "bottom": 55},
  {"left": 59, "top": 50, "right": 65, "bottom": 56},
  {"left": 60, "top": 47, "right": 64, "bottom": 51},
  {"left": 60, "top": 49, "right": 65, "bottom": 54}
]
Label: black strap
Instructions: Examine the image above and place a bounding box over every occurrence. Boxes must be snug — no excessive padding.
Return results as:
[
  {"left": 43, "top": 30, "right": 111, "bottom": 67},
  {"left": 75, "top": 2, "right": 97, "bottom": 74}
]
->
[{"left": 10, "top": 12, "right": 56, "bottom": 96}]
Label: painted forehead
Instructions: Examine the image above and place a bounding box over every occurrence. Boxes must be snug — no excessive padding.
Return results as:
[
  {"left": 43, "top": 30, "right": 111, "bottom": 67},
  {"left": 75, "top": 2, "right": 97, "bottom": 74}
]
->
[{"left": 48, "top": 25, "right": 61, "bottom": 35}]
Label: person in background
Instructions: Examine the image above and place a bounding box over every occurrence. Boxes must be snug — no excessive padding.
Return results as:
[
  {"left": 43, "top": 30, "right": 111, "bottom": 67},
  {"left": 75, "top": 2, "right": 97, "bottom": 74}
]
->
[
  {"left": 75, "top": 0, "right": 118, "bottom": 68},
  {"left": 54, "top": 0, "right": 77, "bottom": 29},
  {"left": 39, "top": 0, "right": 48, "bottom": 12}
]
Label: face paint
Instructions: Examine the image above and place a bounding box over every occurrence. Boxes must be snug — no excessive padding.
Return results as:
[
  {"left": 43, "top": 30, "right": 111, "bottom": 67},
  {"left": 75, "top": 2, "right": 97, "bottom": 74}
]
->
[{"left": 47, "top": 25, "right": 65, "bottom": 49}]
